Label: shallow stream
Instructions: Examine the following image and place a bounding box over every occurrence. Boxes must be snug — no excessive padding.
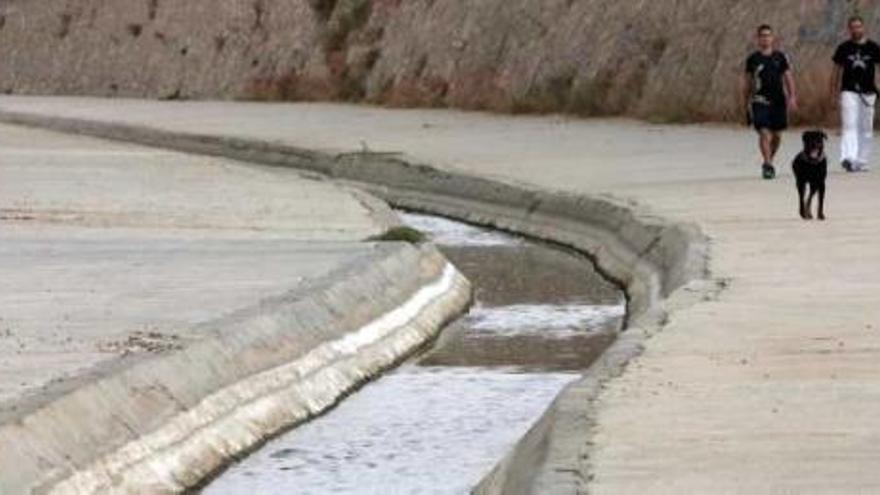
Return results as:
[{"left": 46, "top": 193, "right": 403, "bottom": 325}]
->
[{"left": 205, "top": 212, "right": 624, "bottom": 494}]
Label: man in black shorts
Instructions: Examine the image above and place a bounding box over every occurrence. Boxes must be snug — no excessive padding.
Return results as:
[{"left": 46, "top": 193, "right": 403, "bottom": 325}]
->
[{"left": 742, "top": 24, "right": 799, "bottom": 179}]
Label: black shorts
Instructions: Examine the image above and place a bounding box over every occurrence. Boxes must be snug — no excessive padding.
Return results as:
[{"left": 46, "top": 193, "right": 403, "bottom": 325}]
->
[{"left": 751, "top": 102, "right": 787, "bottom": 132}]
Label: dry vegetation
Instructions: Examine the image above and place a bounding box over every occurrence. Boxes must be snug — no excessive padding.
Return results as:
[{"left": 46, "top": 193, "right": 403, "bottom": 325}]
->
[{"left": 0, "top": 0, "right": 872, "bottom": 124}]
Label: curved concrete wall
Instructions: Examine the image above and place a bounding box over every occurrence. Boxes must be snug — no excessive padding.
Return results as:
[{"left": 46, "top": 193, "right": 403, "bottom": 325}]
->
[
  {"left": 0, "top": 242, "right": 471, "bottom": 493},
  {"left": 0, "top": 108, "right": 710, "bottom": 492}
]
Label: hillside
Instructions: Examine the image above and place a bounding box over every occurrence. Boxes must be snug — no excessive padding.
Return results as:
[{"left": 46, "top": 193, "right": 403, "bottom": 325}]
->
[{"left": 0, "top": 0, "right": 871, "bottom": 123}]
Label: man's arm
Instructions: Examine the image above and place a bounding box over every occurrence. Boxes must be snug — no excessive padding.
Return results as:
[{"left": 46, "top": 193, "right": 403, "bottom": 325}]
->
[
  {"left": 875, "top": 44, "right": 880, "bottom": 93},
  {"left": 741, "top": 71, "right": 752, "bottom": 122},
  {"left": 784, "top": 69, "right": 799, "bottom": 111},
  {"left": 831, "top": 43, "right": 844, "bottom": 105},
  {"left": 830, "top": 64, "right": 842, "bottom": 106}
]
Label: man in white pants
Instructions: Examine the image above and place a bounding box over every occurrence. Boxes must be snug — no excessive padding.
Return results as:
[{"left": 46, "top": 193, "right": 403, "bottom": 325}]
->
[{"left": 832, "top": 15, "right": 880, "bottom": 172}]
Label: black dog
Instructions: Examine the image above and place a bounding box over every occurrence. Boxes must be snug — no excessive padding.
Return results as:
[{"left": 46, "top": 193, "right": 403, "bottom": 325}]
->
[{"left": 792, "top": 130, "right": 828, "bottom": 220}]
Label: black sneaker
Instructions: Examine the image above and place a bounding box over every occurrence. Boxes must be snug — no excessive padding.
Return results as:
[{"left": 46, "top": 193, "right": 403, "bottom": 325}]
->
[
  {"left": 762, "top": 163, "right": 776, "bottom": 180},
  {"left": 842, "top": 159, "right": 854, "bottom": 172}
]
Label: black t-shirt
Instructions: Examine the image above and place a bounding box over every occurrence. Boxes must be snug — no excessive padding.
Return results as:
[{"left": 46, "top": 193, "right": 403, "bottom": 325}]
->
[
  {"left": 833, "top": 39, "right": 880, "bottom": 94},
  {"left": 745, "top": 50, "right": 790, "bottom": 106}
]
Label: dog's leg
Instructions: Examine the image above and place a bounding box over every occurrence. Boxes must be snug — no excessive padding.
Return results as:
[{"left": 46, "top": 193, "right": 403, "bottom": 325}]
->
[
  {"left": 805, "top": 185, "right": 815, "bottom": 220},
  {"left": 817, "top": 184, "right": 826, "bottom": 220},
  {"left": 797, "top": 178, "right": 807, "bottom": 219}
]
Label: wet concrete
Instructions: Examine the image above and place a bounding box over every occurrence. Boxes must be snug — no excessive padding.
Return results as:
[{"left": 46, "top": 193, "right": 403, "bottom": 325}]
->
[{"left": 205, "top": 213, "right": 624, "bottom": 494}]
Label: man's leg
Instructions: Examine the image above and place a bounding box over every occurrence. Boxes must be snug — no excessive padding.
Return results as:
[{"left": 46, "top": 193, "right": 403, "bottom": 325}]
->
[
  {"left": 856, "top": 94, "right": 877, "bottom": 170},
  {"left": 759, "top": 130, "right": 773, "bottom": 165},
  {"left": 758, "top": 129, "right": 776, "bottom": 179},
  {"left": 840, "top": 91, "right": 860, "bottom": 169},
  {"left": 752, "top": 104, "right": 777, "bottom": 178},
  {"left": 770, "top": 132, "right": 782, "bottom": 162}
]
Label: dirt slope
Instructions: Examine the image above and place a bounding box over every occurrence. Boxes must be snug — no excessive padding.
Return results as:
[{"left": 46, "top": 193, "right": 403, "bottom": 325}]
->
[{"left": 0, "top": 0, "right": 873, "bottom": 123}]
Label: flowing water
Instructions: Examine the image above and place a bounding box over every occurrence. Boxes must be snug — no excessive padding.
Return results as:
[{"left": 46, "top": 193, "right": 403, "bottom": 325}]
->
[{"left": 205, "top": 212, "right": 625, "bottom": 494}]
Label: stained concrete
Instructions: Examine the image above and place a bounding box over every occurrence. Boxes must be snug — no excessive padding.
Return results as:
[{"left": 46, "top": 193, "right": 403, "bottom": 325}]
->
[
  {"left": 0, "top": 120, "right": 476, "bottom": 493},
  {"left": 0, "top": 122, "right": 398, "bottom": 416},
  {"left": 0, "top": 122, "right": 392, "bottom": 239},
  {"left": 5, "top": 97, "right": 878, "bottom": 493}
]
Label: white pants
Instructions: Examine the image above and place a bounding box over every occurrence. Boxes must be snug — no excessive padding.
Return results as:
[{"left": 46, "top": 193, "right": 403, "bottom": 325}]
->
[{"left": 840, "top": 91, "right": 876, "bottom": 169}]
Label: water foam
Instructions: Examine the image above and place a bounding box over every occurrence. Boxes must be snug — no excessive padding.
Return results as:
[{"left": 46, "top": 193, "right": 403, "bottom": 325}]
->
[{"left": 398, "top": 212, "right": 519, "bottom": 247}]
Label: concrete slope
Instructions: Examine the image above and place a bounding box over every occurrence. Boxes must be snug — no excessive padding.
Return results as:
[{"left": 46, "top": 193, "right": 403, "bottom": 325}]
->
[
  {"left": 0, "top": 121, "right": 394, "bottom": 239},
  {"left": 0, "top": 121, "right": 471, "bottom": 492},
  {"left": 0, "top": 121, "right": 389, "bottom": 416},
  {"left": 4, "top": 97, "right": 879, "bottom": 493}
]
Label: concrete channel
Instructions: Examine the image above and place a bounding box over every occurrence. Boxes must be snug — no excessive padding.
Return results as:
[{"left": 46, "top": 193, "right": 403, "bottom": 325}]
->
[
  {"left": 0, "top": 124, "right": 476, "bottom": 494},
  {"left": 204, "top": 212, "right": 625, "bottom": 494},
  {"left": 0, "top": 103, "right": 709, "bottom": 493}
]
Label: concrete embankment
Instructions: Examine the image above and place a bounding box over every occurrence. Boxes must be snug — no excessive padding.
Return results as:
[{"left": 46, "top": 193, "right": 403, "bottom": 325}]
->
[
  {"left": 0, "top": 101, "right": 708, "bottom": 316},
  {"left": 0, "top": 97, "right": 710, "bottom": 493},
  {"left": 1, "top": 241, "right": 470, "bottom": 493},
  {"left": 0, "top": 121, "right": 472, "bottom": 493},
  {"left": 8, "top": 98, "right": 880, "bottom": 492}
]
